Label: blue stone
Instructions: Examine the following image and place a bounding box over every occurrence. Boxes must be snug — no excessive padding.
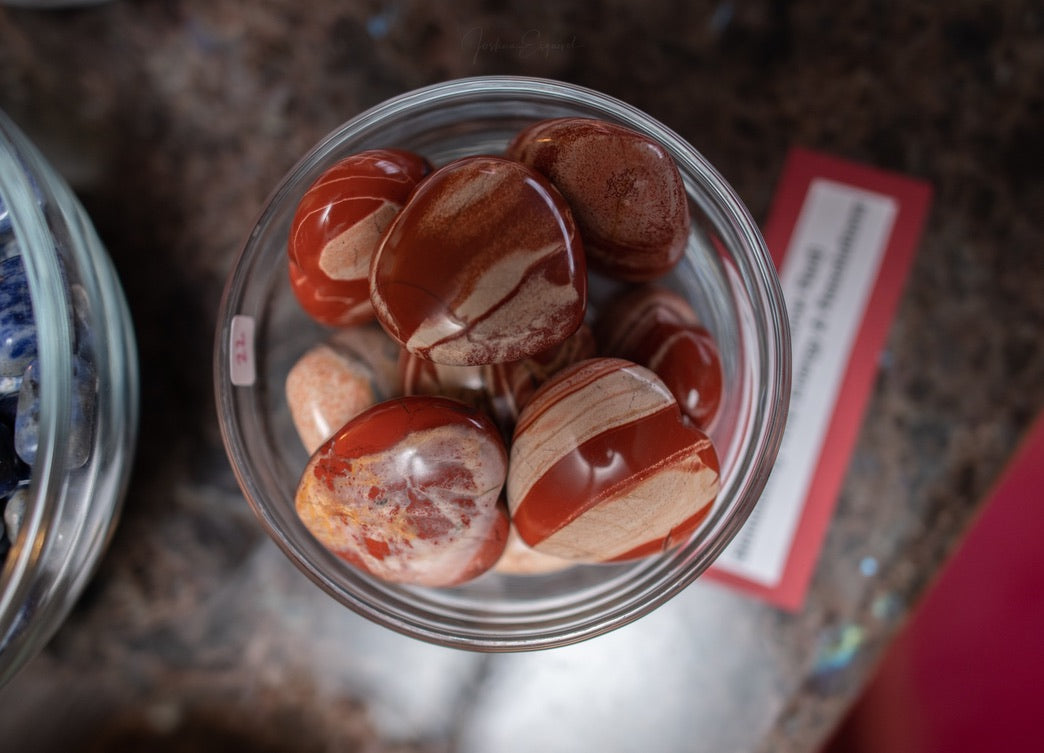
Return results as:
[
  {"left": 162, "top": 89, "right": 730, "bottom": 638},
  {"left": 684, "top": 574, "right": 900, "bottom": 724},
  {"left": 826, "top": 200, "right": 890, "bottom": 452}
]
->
[
  {"left": 14, "top": 355, "right": 96, "bottom": 468},
  {"left": 0, "top": 255, "right": 37, "bottom": 377}
]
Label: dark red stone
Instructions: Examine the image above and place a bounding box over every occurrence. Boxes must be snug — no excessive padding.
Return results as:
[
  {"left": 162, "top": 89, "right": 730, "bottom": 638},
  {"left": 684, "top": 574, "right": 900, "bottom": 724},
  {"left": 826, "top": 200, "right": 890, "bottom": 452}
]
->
[
  {"left": 596, "top": 285, "right": 723, "bottom": 430},
  {"left": 506, "top": 117, "right": 690, "bottom": 282},
  {"left": 288, "top": 149, "right": 430, "bottom": 327}
]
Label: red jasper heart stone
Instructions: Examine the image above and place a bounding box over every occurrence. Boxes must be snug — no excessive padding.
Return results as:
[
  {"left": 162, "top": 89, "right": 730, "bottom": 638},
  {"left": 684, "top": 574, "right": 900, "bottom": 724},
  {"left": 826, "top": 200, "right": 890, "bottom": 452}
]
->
[{"left": 507, "top": 357, "right": 719, "bottom": 562}]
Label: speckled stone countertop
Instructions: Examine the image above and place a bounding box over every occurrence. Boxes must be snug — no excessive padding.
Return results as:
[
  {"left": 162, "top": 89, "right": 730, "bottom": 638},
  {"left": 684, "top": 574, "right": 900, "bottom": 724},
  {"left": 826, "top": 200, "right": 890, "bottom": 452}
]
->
[{"left": 0, "top": 2, "right": 1041, "bottom": 751}]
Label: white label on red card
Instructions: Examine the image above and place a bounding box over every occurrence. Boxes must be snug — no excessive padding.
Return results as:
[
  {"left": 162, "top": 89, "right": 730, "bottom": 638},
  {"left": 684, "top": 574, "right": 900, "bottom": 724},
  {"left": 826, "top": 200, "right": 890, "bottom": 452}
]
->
[
  {"left": 715, "top": 180, "right": 897, "bottom": 585},
  {"left": 705, "top": 148, "right": 932, "bottom": 611}
]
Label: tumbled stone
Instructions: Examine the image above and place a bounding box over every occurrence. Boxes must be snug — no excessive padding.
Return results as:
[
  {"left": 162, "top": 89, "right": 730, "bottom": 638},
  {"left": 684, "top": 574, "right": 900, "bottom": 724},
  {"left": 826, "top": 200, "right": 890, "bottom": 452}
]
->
[
  {"left": 295, "top": 395, "right": 510, "bottom": 587},
  {"left": 597, "top": 285, "right": 723, "bottom": 430},
  {"left": 289, "top": 149, "right": 431, "bottom": 327},
  {"left": 14, "top": 354, "right": 96, "bottom": 468},
  {"left": 507, "top": 117, "right": 690, "bottom": 282},
  {"left": 370, "top": 156, "right": 587, "bottom": 366},
  {"left": 508, "top": 357, "right": 719, "bottom": 562},
  {"left": 286, "top": 322, "right": 403, "bottom": 454}
]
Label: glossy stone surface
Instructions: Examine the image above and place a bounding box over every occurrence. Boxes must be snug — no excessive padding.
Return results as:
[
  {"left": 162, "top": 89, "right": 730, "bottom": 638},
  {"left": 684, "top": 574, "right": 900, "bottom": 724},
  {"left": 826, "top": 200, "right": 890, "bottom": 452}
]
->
[
  {"left": 370, "top": 156, "right": 587, "bottom": 366},
  {"left": 507, "top": 117, "right": 690, "bottom": 282},
  {"left": 597, "top": 285, "right": 723, "bottom": 430},
  {"left": 286, "top": 323, "right": 403, "bottom": 454},
  {"left": 508, "top": 357, "right": 719, "bottom": 562},
  {"left": 295, "top": 395, "right": 509, "bottom": 587},
  {"left": 0, "top": 255, "right": 37, "bottom": 377},
  {"left": 288, "top": 149, "right": 431, "bottom": 327},
  {"left": 14, "top": 355, "right": 96, "bottom": 469},
  {"left": 399, "top": 323, "right": 595, "bottom": 437}
]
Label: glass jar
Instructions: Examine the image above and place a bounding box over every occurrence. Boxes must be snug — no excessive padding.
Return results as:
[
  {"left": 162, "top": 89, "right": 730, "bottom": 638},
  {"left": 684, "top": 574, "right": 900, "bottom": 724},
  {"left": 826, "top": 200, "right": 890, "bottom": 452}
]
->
[
  {"left": 215, "top": 76, "right": 790, "bottom": 650},
  {"left": 0, "top": 108, "right": 139, "bottom": 685}
]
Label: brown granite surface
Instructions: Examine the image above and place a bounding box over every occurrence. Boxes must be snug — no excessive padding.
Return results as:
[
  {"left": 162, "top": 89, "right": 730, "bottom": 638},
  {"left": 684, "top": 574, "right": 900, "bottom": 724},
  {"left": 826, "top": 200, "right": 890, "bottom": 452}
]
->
[{"left": 0, "top": 1, "right": 1042, "bottom": 751}]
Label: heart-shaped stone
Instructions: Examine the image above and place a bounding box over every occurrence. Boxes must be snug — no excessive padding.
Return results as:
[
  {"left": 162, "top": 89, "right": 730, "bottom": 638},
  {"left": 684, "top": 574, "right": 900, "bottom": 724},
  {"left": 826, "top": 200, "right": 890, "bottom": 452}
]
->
[
  {"left": 507, "top": 357, "right": 719, "bottom": 562},
  {"left": 295, "top": 395, "right": 509, "bottom": 587},
  {"left": 370, "top": 156, "right": 587, "bottom": 366}
]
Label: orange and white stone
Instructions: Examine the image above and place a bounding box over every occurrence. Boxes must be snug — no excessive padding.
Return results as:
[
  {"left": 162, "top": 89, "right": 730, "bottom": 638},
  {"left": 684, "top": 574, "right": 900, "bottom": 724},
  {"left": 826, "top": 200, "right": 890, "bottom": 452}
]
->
[
  {"left": 295, "top": 396, "right": 509, "bottom": 587},
  {"left": 285, "top": 323, "right": 403, "bottom": 454},
  {"left": 507, "top": 357, "right": 719, "bottom": 562}
]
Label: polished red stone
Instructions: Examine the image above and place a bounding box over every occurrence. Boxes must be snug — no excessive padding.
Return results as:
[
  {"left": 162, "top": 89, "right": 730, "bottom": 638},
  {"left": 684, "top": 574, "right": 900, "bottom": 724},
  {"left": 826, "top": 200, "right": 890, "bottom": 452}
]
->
[
  {"left": 285, "top": 323, "right": 404, "bottom": 454},
  {"left": 289, "top": 149, "right": 430, "bottom": 327},
  {"left": 597, "top": 285, "right": 723, "bottom": 430},
  {"left": 295, "top": 395, "right": 509, "bottom": 587},
  {"left": 370, "top": 156, "right": 587, "bottom": 366},
  {"left": 506, "top": 117, "right": 690, "bottom": 282},
  {"left": 507, "top": 357, "right": 720, "bottom": 562},
  {"left": 399, "top": 323, "right": 595, "bottom": 437}
]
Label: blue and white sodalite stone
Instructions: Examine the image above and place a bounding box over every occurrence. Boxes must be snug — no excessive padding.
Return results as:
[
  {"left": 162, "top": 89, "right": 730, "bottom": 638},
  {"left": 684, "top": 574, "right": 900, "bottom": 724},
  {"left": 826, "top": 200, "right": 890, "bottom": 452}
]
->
[
  {"left": 0, "top": 255, "right": 37, "bottom": 377},
  {"left": 14, "top": 354, "right": 96, "bottom": 469}
]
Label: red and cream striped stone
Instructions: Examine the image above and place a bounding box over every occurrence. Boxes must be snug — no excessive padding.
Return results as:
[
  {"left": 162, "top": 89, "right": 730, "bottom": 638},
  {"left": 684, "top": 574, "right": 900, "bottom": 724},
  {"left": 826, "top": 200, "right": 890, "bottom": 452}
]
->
[
  {"left": 506, "top": 117, "right": 690, "bottom": 282},
  {"left": 597, "top": 285, "right": 723, "bottom": 431},
  {"left": 289, "top": 149, "right": 431, "bottom": 327},
  {"left": 285, "top": 323, "right": 404, "bottom": 454},
  {"left": 370, "top": 156, "right": 587, "bottom": 366},
  {"left": 295, "top": 395, "right": 509, "bottom": 587},
  {"left": 507, "top": 357, "right": 719, "bottom": 562}
]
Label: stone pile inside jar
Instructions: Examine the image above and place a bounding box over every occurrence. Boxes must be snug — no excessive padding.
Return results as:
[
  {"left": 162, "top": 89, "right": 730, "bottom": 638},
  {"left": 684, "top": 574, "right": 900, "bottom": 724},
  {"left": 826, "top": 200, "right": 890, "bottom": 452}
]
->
[
  {"left": 0, "top": 197, "right": 96, "bottom": 568},
  {"left": 286, "top": 118, "right": 724, "bottom": 587}
]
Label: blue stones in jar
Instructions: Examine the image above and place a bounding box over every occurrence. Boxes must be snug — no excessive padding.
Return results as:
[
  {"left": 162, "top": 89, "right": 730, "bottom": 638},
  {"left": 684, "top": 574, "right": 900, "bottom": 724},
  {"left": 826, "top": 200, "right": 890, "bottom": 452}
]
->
[
  {"left": 0, "top": 244, "right": 98, "bottom": 569},
  {"left": 0, "top": 255, "right": 37, "bottom": 378}
]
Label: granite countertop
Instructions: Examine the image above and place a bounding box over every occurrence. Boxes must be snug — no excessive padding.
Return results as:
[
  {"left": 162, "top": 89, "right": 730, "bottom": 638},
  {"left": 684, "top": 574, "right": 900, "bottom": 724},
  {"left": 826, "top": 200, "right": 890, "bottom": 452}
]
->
[{"left": 0, "top": 1, "right": 1041, "bottom": 751}]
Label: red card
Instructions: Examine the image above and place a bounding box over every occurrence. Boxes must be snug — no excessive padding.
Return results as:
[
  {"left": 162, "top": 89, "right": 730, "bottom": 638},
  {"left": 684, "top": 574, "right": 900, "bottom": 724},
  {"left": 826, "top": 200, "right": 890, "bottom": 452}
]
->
[{"left": 707, "top": 148, "right": 933, "bottom": 610}]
